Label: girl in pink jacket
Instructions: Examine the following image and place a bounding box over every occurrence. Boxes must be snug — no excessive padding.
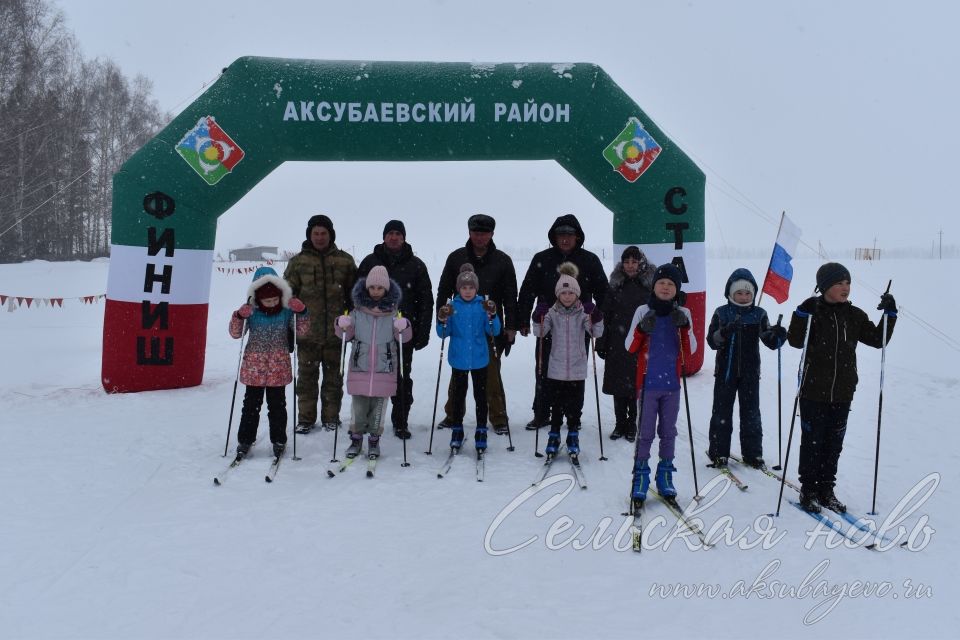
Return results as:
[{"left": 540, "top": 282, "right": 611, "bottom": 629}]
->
[{"left": 335, "top": 266, "right": 412, "bottom": 458}]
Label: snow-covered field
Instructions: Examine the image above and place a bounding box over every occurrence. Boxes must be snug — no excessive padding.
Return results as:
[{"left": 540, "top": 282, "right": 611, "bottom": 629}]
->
[{"left": 1, "top": 255, "right": 956, "bottom": 639}]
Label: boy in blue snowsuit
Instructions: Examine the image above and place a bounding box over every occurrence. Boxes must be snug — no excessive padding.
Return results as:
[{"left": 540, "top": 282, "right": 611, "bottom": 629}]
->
[
  {"left": 436, "top": 264, "right": 501, "bottom": 452},
  {"left": 706, "top": 268, "right": 786, "bottom": 468}
]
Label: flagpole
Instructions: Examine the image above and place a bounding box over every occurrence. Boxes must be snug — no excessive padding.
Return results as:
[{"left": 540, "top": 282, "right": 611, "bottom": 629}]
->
[{"left": 757, "top": 210, "right": 786, "bottom": 307}]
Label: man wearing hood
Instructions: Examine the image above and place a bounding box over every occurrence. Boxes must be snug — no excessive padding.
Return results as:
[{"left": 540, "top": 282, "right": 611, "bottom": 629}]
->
[
  {"left": 284, "top": 214, "right": 357, "bottom": 433},
  {"left": 356, "top": 220, "right": 434, "bottom": 440},
  {"left": 518, "top": 214, "right": 609, "bottom": 429}
]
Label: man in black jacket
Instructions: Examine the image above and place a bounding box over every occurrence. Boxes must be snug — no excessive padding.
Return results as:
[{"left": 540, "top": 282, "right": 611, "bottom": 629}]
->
[
  {"left": 435, "top": 214, "right": 519, "bottom": 435},
  {"left": 356, "top": 220, "right": 434, "bottom": 439},
  {"left": 518, "top": 214, "right": 609, "bottom": 429}
]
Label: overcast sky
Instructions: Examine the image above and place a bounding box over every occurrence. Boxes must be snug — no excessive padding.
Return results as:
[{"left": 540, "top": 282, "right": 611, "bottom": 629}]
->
[{"left": 55, "top": 0, "right": 959, "bottom": 259}]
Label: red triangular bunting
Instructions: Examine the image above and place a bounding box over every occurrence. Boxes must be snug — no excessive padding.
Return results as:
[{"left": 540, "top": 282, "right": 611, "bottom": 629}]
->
[
  {"left": 25, "top": 298, "right": 33, "bottom": 308},
  {"left": 0, "top": 295, "right": 6, "bottom": 304}
]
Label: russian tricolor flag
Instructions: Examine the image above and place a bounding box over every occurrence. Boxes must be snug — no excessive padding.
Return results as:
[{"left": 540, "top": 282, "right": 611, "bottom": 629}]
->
[{"left": 761, "top": 213, "right": 802, "bottom": 304}]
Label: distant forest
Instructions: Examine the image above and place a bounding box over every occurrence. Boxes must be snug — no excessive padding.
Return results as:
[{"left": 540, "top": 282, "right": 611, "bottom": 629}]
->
[{"left": 0, "top": 0, "right": 166, "bottom": 262}]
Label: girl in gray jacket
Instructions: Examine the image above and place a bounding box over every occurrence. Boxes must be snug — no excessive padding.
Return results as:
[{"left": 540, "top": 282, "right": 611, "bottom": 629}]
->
[{"left": 532, "top": 263, "right": 604, "bottom": 457}]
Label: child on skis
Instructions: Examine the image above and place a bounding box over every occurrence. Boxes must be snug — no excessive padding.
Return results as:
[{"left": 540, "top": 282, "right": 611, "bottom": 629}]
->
[
  {"left": 595, "top": 246, "right": 655, "bottom": 442},
  {"left": 334, "top": 266, "right": 412, "bottom": 459},
  {"left": 531, "top": 262, "right": 604, "bottom": 457},
  {"left": 624, "top": 264, "right": 697, "bottom": 507},
  {"left": 229, "top": 266, "right": 309, "bottom": 459},
  {"left": 787, "top": 262, "right": 896, "bottom": 513},
  {"left": 436, "top": 264, "right": 501, "bottom": 453},
  {"left": 706, "top": 268, "right": 787, "bottom": 468}
]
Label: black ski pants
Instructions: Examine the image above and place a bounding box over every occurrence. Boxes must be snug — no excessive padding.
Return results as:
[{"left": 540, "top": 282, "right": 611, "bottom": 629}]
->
[
  {"left": 798, "top": 399, "right": 851, "bottom": 492},
  {"left": 708, "top": 375, "right": 763, "bottom": 460},
  {"left": 546, "top": 378, "right": 585, "bottom": 431},
  {"left": 238, "top": 385, "right": 287, "bottom": 446},
  {"left": 447, "top": 367, "right": 488, "bottom": 427}
]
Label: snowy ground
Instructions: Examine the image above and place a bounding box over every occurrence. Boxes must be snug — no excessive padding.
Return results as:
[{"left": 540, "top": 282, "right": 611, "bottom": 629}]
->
[{"left": 1, "top": 255, "right": 956, "bottom": 639}]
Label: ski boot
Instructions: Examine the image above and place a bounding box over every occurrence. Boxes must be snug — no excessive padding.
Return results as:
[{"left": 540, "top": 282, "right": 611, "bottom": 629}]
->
[
  {"left": 272, "top": 442, "right": 286, "bottom": 458},
  {"left": 474, "top": 426, "right": 488, "bottom": 452},
  {"left": 492, "top": 423, "right": 510, "bottom": 436},
  {"left": 799, "top": 486, "right": 822, "bottom": 513},
  {"left": 295, "top": 421, "right": 316, "bottom": 435},
  {"left": 345, "top": 432, "right": 364, "bottom": 458},
  {"left": 394, "top": 424, "right": 412, "bottom": 440},
  {"left": 450, "top": 425, "right": 464, "bottom": 450},
  {"left": 708, "top": 453, "right": 729, "bottom": 468},
  {"left": 743, "top": 456, "right": 766, "bottom": 470},
  {"left": 631, "top": 458, "right": 650, "bottom": 510},
  {"left": 609, "top": 422, "right": 624, "bottom": 441},
  {"left": 566, "top": 429, "right": 580, "bottom": 456},
  {"left": 236, "top": 442, "right": 252, "bottom": 459},
  {"left": 545, "top": 430, "right": 561, "bottom": 456},
  {"left": 655, "top": 458, "right": 678, "bottom": 498},
  {"left": 526, "top": 414, "right": 549, "bottom": 430},
  {"left": 367, "top": 435, "right": 381, "bottom": 459},
  {"left": 818, "top": 487, "right": 846, "bottom": 513},
  {"left": 321, "top": 419, "right": 342, "bottom": 432}
]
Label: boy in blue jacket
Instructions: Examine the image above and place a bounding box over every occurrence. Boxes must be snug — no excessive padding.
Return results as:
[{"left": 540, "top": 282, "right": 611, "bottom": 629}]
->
[
  {"left": 706, "top": 268, "right": 786, "bottom": 468},
  {"left": 437, "top": 264, "right": 501, "bottom": 452}
]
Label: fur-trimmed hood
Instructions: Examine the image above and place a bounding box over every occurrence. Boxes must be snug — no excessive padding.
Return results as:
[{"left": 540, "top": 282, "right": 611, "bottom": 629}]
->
[
  {"left": 352, "top": 276, "right": 402, "bottom": 315},
  {"left": 247, "top": 266, "right": 293, "bottom": 307},
  {"left": 609, "top": 259, "right": 656, "bottom": 290}
]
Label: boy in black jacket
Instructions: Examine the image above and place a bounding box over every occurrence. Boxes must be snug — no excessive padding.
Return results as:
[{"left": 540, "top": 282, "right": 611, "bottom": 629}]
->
[{"left": 787, "top": 263, "right": 896, "bottom": 513}]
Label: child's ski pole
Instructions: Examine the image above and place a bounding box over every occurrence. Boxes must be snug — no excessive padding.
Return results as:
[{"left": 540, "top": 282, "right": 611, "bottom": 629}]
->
[
  {"left": 869, "top": 280, "right": 892, "bottom": 515},
  {"left": 223, "top": 317, "right": 247, "bottom": 457},
  {"left": 591, "top": 335, "right": 607, "bottom": 461},
  {"left": 427, "top": 300, "right": 451, "bottom": 455},
  {"left": 772, "top": 312, "right": 812, "bottom": 518},
  {"left": 772, "top": 313, "right": 784, "bottom": 471}
]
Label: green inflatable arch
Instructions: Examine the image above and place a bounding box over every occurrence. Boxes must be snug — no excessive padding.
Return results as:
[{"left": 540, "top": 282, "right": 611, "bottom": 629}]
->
[{"left": 102, "top": 57, "right": 706, "bottom": 393}]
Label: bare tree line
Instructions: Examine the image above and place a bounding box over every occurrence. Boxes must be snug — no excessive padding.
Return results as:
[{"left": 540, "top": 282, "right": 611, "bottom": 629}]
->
[{"left": 0, "top": 0, "right": 166, "bottom": 262}]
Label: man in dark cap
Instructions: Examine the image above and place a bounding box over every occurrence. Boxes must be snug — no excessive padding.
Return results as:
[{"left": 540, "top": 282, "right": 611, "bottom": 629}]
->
[
  {"left": 284, "top": 214, "right": 357, "bottom": 433},
  {"left": 518, "top": 214, "right": 609, "bottom": 429},
  {"left": 356, "top": 220, "right": 434, "bottom": 439},
  {"left": 435, "top": 214, "right": 519, "bottom": 436},
  {"left": 787, "top": 262, "right": 897, "bottom": 514}
]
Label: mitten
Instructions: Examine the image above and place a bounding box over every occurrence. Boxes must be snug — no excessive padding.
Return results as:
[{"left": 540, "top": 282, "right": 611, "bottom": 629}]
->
[
  {"left": 336, "top": 315, "right": 352, "bottom": 329},
  {"left": 393, "top": 317, "right": 410, "bottom": 332},
  {"left": 482, "top": 299, "right": 497, "bottom": 315},
  {"left": 288, "top": 297, "right": 306, "bottom": 313},
  {"left": 531, "top": 302, "right": 550, "bottom": 323},
  {"left": 720, "top": 318, "right": 742, "bottom": 338},
  {"left": 638, "top": 310, "right": 657, "bottom": 333},
  {"left": 582, "top": 302, "right": 603, "bottom": 324},
  {"left": 877, "top": 293, "right": 897, "bottom": 314},
  {"left": 770, "top": 325, "right": 787, "bottom": 346},
  {"left": 236, "top": 304, "right": 253, "bottom": 319},
  {"left": 670, "top": 308, "right": 689, "bottom": 328},
  {"left": 438, "top": 305, "right": 453, "bottom": 322},
  {"left": 796, "top": 297, "right": 818, "bottom": 317}
]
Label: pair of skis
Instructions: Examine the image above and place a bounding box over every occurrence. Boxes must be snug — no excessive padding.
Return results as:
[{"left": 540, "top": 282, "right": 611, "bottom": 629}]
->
[
  {"left": 213, "top": 446, "right": 284, "bottom": 485},
  {"left": 627, "top": 490, "right": 712, "bottom": 552},
  {"left": 436, "top": 447, "right": 485, "bottom": 482},
  {"left": 531, "top": 446, "right": 588, "bottom": 490},
  {"left": 328, "top": 453, "right": 379, "bottom": 478},
  {"left": 728, "top": 454, "right": 904, "bottom": 550}
]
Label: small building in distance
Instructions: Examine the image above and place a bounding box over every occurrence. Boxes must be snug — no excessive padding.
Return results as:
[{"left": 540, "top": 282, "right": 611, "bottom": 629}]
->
[{"left": 229, "top": 245, "right": 278, "bottom": 262}]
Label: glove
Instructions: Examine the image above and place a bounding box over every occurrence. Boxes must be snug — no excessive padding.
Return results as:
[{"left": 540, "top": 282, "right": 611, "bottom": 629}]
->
[
  {"left": 770, "top": 325, "right": 787, "bottom": 346},
  {"left": 877, "top": 293, "right": 897, "bottom": 314},
  {"left": 638, "top": 310, "right": 657, "bottom": 333},
  {"left": 720, "top": 318, "right": 742, "bottom": 338},
  {"left": 796, "top": 297, "right": 818, "bottom": 316},
  {"left": 671, "top": 308, "right": 689, "bottom": 328},
  {"left": 393, "top": 317, "right": 410, "bottom": 332},
  {"left": 288, "top": 297, "right": 306, "bottom": 313},
  {"left": 437, "top": 305, "right": 453, "bottom": 322},
  {"left": 505, "top": 329, "right": 517, "bottom": 344},
  {"left": 582, "top": 302, "right": 603, "bottom": 324},
  {"left": 531, "top": 302, "right": 550, "bottom": 323},
  {"left": 519, "top": 324, "right": 530, "bottom": 337},
  {"left": 336, "top": 315, "right": 352, "bottom": 329},
  {"left": 594, "top": 338, "right": 608, "bottom": 359},
  {"left": 235, "top": 304, "right": 253, "bottom": 319},
  {"left": 482, "top": 299, "right": 497, "bottom": 315}
]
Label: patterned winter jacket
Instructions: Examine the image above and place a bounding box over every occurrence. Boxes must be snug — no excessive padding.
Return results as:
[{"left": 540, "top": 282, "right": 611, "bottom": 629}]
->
[
  {"left": 436, "top": 295, "right": 501, "bottom": 371},
  {"left": 624, "top": 304, "right": 697, "bottom": 391},
  {"left": 283, "top": 240, "right": 357, "bottom": 347},
  {"left": 707, "top": 268, "right": 781, "bottom": 381},
  {"left": 336, "top": 278, "right": 412, "bottom": 398},
  {"left": 787, "top": 296, "right": 896, "bottom": 403},
  {"left": 532, "top": 302, "right": 604, "bottom": 381},
  {"left": 229, "top": 268, "right": 310, "bottom": 387}
]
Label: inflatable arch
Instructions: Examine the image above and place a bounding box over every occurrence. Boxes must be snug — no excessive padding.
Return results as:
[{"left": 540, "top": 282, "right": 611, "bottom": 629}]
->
[{"left": 102, "top": 57, "right": 706, "bottom": 393}]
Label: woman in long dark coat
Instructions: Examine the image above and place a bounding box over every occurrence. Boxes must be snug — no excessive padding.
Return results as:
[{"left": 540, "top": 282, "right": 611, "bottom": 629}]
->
[{"left": 595, "top": 246, "right": 655, "bottom": 441}]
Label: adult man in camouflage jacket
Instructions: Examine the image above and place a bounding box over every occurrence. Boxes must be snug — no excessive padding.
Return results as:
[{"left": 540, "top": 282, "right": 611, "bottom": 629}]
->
[{"left": 284, "top": 214, "right": 357, "bottom": 432}]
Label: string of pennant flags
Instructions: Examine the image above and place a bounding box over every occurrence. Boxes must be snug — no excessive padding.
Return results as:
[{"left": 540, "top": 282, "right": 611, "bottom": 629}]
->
[
  {"left": 3, "top": 293, "right": 106, "bottom": 312},
  {"left": 2, "top": 260, "right": 287, "bottom": 312}
]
